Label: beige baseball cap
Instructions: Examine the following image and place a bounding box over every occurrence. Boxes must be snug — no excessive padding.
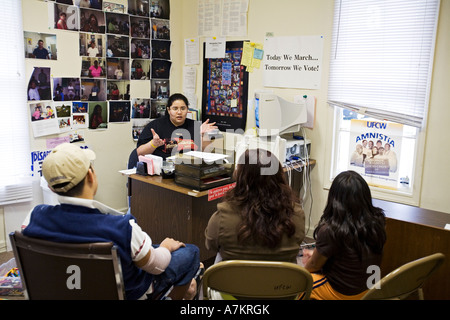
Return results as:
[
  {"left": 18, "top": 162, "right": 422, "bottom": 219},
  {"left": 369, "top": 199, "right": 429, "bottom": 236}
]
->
[{"left": 42, "top": 143, "right": 96, "bottom": 193}]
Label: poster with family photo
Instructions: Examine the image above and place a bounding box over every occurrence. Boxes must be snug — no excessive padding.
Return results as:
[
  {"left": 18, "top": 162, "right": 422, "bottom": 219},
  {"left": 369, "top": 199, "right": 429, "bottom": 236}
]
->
[
  {"left": 131, "top": 59, "right": 150, "bottom": 79},
  {"left": 79, "top": 33, "right": 105, "bottom": 57},
  {"left": 349, "top": 119, "right": 402, "bottom": 190},
  {"left": 109, "top": 101, "right": 131, "bottom": 122},
  {"left": 88, "top": 101, "right": 107, "bottom": 129},
  {"left": 150, "top": 0, "right": 170, "bottom": 19},
  {"left": 53, "top": 78, "right": 81, "bottom": 101},
  {"left": 81, "top": 78, "right": 106, "bottom": 101},
  {"left": 24, "top": 32, "right": 57, "bottom": 60},
  {"left": 106, "top": 58, "right": 130, "bottom": 80},
  {"left": 28, "top": 67, "right": 52, "bottom": 101},
  {"left": 52, "top": 4, "right": 80, "bottom": 31},
  {"left": 106, "top": 12, "right": 130, "bottom": 35},
  {"left": 29, "top": 102, "right": 60, "bottom": 138},
  {"left": 80, "top": 8, "right": 106, "bottom": 33},
  {"left": 81, "top": 57, "right": 106, "bottom": 78}
]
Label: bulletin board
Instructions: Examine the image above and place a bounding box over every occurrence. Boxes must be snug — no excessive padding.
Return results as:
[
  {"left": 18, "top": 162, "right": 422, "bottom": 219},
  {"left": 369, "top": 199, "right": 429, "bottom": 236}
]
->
[{"left": 201, "top": 40, "right": 249, "bottom": 132}]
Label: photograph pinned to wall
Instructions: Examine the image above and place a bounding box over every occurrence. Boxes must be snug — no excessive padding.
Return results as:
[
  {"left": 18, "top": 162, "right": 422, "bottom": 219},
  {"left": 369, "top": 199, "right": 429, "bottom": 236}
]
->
[
  {"left": 109, "top": 100, "right": 131, "bottom": 122},
  {"left": 150, "top": 0, "right": 170, "bottom": 19},
  {"left": 69, "top": 130, "right": 86, "bottom": 143},
  {"left": 81, "top": 57, "right": 106, "bottom": 78},
  {"left": 24, "top": 32, "right": 57, "bottom": 60},
  {"left": 106, "top": 12, "right": 130, "bottom": 35},
  {"left": 52, "top": 3, "right": 80, "bottom": 31},
  {"left": 107, "top": 80, "right": 130, "bottom": 100},
  {"left": 107, "top": 58, "right": 130, "bottom": 80},
  {"left": 131, "top": 98, "right": 150, "bottom": 119},
  {"left": 79, "top": 33, "right": 105, "bottom": 57},
  {"left": 151, "top": 59, "right": 171, "bottom": 79},
  {"left": 73, "top": 0, "right": 103, "bottom": 10},
  {"left": 151, "top": 40, "right": 171, "bottom": 60},
  {"left": 103, "top": 2, "right": 125, "bottom": 14},
  {"left": 53, "top": 77, "right": 81, "bottom": 101},
  {"left": 131, "top": 59, "right": 150, "bottom": 79},
  {"left": 151, "top": 18, "right": 170, "bottom": 40},
  {"left": 151, "top": 79, "right": 169, "bottom": 100},
  {"left": 128, "top": 0, "right": 149, "bottom": 17},
  {"left": 88, "top": 101, "right": 107, "bottom": 129},
  {"left": 54, "top": 101, "right": 73, "bottom": 133},
  {"left": 29, "top": 102, "right": 60, "bottom": 138},
  {"left": 132, "top": 118, "right": 152, "bottom": 141},
  {"left": 151, "top": 99, "right": 167, "bottom": 118},
  {"left": 30, "top": 102, "right": 55, "bottom": 122},
  {"left": 106, "top": 34, "right": 130, "bottom": 58},
  {"left": 130, "top": 38, "right": 150, "bottom": 59},
  {"left": 81, "top": 78, "right": 107, "bottom": 101},
  {"left": 72, "top": 101, "right": 88, "bottom": 114},
  {"left": 80, "top": 8, "right": 106, "bottom": 33},
  {"left": 28, "top": 67, "right": 52, "bottom": 101},
  {"left": 130, "top": 16, "right": 150, "bottom": 38},
  {"left": 72, "top": 114, "right": 88, "bottom": 129}
]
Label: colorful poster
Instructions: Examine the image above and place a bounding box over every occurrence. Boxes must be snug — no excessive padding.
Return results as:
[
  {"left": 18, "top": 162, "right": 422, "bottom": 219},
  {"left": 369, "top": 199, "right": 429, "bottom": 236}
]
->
[{"left": 349, "top": 119, "right": 402, "bottom": 190}]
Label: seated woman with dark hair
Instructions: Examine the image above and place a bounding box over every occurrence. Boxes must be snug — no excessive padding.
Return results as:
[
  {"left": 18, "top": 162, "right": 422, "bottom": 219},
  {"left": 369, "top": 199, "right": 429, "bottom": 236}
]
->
[
  {"left": 204, "top": 148, "right": 305, "bottom": 263},
  {"left": 302, "top": 170, "right": 386, "bottom": 300}
]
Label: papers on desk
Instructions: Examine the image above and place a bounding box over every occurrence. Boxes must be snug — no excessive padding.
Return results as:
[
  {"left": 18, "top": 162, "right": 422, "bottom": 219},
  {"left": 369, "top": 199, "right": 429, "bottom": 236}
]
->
[
  {"left": 445, "top": 224, "right": 450, "bottom": 230},
  {"left": 168, "top": 151, "right": 229, "bottom": 164},
  {"left": 119, "top": 168, "right": 136, "bottom": 176}
]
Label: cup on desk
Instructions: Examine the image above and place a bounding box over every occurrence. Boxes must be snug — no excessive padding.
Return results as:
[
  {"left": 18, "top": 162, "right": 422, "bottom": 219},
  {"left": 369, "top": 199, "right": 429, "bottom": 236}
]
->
[{"left": 161, "top": 160, "right": 175, "bottom": 179}]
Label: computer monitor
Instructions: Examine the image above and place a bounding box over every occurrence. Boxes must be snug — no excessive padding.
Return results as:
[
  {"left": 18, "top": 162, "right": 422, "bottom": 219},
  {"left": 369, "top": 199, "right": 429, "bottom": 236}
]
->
[{"left": 254, "top": 92, "right": 307, "bottom": 137}]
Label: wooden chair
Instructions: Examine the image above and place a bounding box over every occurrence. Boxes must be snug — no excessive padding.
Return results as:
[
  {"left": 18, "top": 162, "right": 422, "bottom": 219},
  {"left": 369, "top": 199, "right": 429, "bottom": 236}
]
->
[
  {"left": 9, "top": 231, "right": 125, "bottom": 300},
  {"left": 362, "top": 253, "right": 445, "bottom": 300},
  {"left": 202, "top": 260, "right": 313, "bottom": 300}
]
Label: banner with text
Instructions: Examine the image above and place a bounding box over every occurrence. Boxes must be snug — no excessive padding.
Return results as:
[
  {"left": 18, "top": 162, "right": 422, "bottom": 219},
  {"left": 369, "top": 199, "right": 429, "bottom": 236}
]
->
[{"left": 263, "top": 35, "right": 324, "bottom": 89}]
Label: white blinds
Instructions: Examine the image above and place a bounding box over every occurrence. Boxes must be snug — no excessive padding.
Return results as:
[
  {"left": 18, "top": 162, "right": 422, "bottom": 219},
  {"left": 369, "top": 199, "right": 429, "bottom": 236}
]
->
[
  {"left": 0, "top": 0, "right": 32, "bottom": 205},
  {"left": 327, "top": 0, "right": 440, "bottom": 128}
]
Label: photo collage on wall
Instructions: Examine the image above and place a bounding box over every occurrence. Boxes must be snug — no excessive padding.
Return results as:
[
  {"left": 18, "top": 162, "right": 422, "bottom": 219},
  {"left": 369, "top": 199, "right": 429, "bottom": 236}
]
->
[{"left": 26, "top": 0, "right": 171, "bottom": 141}]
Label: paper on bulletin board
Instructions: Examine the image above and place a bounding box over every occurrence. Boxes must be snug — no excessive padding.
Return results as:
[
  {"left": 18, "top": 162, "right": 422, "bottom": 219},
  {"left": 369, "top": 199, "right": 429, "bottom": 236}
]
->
[
  {"left": 205, "top": 37, "right": 226, "bottom": 59},
  {"left": 184, "top": 38, "right": 200, "bottom": 65},
  {"left": 242, "top": 42, "right": 263, "bottom": 72}
]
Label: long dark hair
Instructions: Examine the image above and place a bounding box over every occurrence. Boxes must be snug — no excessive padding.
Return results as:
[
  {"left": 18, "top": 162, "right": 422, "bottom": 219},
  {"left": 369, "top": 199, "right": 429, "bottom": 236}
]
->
[
  {"left": 224, "top": 149, "right": 298, "bottom": 248},
  {"left": 314, "top": 170, "right": 386, "bottom": 257}
]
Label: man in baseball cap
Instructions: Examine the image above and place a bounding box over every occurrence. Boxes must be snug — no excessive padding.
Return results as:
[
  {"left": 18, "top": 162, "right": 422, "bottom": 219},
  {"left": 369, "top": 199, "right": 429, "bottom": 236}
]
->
[
  {"left": 22, "top": 143, "right": 202, "bottom": 300},
  {"left": 42, "top": 143, "right": 96, "bottom": 194}
]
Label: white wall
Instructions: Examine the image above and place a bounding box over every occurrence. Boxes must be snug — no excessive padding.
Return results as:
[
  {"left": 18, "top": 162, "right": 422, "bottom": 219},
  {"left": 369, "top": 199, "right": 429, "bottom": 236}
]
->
[{"left": 1, "top": 0, "right": 449, "bottom": 252}]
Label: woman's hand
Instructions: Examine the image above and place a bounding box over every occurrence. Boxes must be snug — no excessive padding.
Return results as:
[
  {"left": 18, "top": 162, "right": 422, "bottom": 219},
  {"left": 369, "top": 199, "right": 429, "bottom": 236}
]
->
[
  {"left": 200, "top": 119, "right": 218, "bottom": 135},
  {"left": 150, "top": 128, "right": 165, "bottom": 148}
]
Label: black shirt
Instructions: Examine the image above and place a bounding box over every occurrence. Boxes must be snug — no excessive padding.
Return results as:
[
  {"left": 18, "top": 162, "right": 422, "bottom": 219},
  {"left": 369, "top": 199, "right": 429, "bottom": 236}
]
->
[{"left": 137, "top": 115, "right": 201, "bottom": 159}]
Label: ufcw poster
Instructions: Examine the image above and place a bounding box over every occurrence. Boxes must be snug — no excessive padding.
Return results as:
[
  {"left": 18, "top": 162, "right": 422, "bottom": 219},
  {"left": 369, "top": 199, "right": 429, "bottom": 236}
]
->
[{"left": 349, "top": 119, "right": 401, "bottom": 190}]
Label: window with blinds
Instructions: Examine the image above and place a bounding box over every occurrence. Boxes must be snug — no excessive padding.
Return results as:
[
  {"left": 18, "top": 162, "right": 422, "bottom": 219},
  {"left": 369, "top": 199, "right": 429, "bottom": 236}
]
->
[
  {"left": 0, "top": 0, "right": 32, "bottom": 205},
  {"left": 327, "top": 0, "right": 440, "bottom": 200},
  {"left": 328, "top": 0, "right": 440, "bottom": 128}
]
